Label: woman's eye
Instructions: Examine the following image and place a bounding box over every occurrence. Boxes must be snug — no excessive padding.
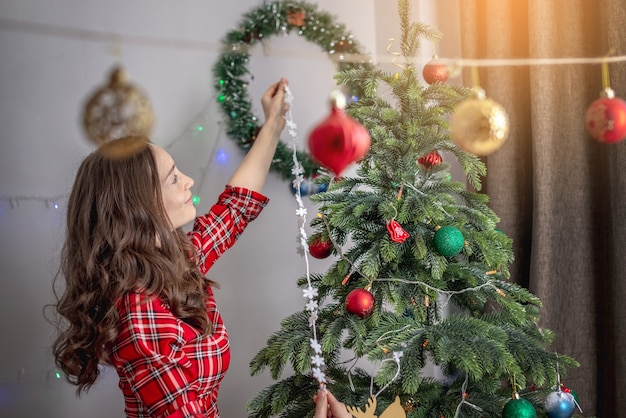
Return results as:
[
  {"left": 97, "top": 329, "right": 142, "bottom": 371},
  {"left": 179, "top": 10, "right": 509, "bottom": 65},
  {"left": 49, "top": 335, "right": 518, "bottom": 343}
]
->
[{"left": 172, "top": 174, "right": 178, "bottom": 184}]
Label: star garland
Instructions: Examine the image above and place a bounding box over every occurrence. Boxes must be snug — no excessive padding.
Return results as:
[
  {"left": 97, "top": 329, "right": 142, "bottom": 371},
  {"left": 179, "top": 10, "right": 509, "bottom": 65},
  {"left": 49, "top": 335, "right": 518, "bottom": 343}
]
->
[
  {"left": 283, "top": 84, "right": 327, "bottom": 386},
  {"left": 212, "top": 0, "right": 372, "bottom": 180},
  {"left": 284, "top": 86, "right": 407, "bottom": 396}
]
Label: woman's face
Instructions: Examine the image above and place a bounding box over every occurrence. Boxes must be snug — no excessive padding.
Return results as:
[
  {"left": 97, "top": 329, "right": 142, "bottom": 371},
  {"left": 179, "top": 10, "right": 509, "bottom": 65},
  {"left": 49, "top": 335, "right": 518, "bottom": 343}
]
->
[{"left": 151, "top": 144, "right": 197, "bottom": 229}]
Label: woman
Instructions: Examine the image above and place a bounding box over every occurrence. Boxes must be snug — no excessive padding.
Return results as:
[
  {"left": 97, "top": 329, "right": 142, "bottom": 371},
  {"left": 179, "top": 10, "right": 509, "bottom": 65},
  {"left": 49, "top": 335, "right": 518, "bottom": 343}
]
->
[{"left": 52, "top": 78, "right": 289, "bottom": 417}]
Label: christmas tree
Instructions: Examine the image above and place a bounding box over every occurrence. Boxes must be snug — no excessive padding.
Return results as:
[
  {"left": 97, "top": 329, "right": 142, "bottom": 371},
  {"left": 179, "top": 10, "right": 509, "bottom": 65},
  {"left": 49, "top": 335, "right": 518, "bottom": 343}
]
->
[{"left": 247, "top": 1, "right": 579, "bottom": 417}]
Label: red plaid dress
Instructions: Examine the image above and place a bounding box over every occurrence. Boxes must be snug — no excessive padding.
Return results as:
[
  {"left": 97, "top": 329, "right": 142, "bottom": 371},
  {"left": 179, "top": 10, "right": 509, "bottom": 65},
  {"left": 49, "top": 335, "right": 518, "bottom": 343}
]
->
[{"left": 109, "top": 186, "right": 269, "bottom": 418}]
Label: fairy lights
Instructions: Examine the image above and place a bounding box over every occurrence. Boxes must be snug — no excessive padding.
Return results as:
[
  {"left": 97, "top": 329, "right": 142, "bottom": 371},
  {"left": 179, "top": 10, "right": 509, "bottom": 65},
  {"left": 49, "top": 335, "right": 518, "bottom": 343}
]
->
[
  {"left": 0, "top": 194, "right": 66, "bottom": 211},
  {"left": 0, "top": 105, "right": 222, "bottom": 212}
]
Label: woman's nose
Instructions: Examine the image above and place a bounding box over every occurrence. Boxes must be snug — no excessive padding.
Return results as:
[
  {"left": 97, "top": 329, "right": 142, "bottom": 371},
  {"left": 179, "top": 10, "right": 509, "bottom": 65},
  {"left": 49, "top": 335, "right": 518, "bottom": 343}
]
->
[{"left": 185, "top": 174, "right": 194, "bottom": 189}]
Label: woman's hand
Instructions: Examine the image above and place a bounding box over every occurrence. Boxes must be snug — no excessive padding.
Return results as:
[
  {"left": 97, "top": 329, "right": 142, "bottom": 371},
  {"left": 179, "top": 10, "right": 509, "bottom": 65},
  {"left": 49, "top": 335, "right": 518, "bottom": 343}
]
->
[
  {"left": 261, "top": 77, "right": 289, "bottom": 134},
  {"left": 313, "top": 389, "right": 353, "bottom": 418},
  {"left": 226, "top": 77, "right": 289, "bottom": 192}
]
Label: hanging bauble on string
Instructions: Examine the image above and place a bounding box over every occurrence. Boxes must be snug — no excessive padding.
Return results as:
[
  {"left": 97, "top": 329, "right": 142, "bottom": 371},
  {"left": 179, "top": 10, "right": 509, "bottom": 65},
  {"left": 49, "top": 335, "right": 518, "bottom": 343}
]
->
[
  {"left": 422, "top": 55, "right": 449, "bottom": 84},
  {"left": 345, "top": 287, "right": 375, "bottom": 318},
  {"left": 309, "top": 236, "right": 333, "bottom": 259},
  {"left": 451, "top": 87, "right": 510, "bottom": 156},
  {"left": 433, "top": 225, "right": 465, "bottom": 257},
  {"left": 291, "top": 178, "right": 310, "bottom": 196},
  {"left": 544, "top": 390, "right": 575, "bottom": 418},
  {"left": 560, "top": 384, "right": 579, "bottom": 405},
  {"left": 417, "top": 150, "right": 443, "bottom": 169},
  {"left": 308, "top": 90, "right": 371, "bottom": 176},
  {"left": 314, "top": 182, "right": 328, "bottom": 194},
  {"left": 502, "top": 396, "right": 537, "bottom": 418},
  {"left": 83, "top": 66, "right": 154, "bottom": 158},
  {"left": 585, "top": 87, "right": 626, "bottom": 143},
  {"left": 386, "top": 219, "right": 410, "bottom": 243},
  {"left": 291, "top": 177, "right": 329, "bottom": 196},
  {"left": 310, "top": 174, "right": 329, "bottom": 194}
]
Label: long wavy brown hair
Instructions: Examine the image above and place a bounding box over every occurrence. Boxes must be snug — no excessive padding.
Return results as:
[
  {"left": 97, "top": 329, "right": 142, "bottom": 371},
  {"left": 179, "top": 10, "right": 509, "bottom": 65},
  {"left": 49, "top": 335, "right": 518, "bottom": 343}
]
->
[{"left": 50, "top": 137, "right": 214, "bottom": 394}]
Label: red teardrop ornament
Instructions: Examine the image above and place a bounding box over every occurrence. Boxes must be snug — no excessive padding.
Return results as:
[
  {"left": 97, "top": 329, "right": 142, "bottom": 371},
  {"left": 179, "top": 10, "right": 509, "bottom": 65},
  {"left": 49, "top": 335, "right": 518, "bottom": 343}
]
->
[{"left": 308, "top": 92, "right": 371, "bottom": 176}]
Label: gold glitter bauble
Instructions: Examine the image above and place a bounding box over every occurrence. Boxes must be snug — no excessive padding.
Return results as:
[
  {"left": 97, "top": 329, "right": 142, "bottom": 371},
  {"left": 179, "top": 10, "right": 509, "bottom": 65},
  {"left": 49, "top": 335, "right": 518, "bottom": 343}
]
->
[
  {"left": 451, "top": 88, "right": 510, "bottom": 156},
  {"left": 403, "top": 398, "right": 416, "bottom": 413},
  {"left": 83, "top": 66, "right": 154, "bottom": 146}
]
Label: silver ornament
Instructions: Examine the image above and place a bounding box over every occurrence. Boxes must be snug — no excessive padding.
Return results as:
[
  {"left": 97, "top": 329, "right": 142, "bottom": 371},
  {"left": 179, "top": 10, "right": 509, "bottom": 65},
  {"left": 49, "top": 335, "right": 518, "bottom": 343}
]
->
[{"left": 544, "top": 390, "right": 575, "bottom": 418}]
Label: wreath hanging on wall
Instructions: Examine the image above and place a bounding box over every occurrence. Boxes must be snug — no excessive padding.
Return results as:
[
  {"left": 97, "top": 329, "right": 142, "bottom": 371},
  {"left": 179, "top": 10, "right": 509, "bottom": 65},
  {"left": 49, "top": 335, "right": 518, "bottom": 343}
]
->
[{"left": 213, "top": 0, "right": 372, "bottom": 181}]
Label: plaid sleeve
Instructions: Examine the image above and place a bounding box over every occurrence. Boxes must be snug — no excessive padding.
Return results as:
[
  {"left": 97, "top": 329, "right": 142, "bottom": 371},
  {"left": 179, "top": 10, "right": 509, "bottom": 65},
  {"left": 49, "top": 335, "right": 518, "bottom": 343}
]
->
[
  {"left": 112, "top": 292, "right": 205, "bottom": 418},
  {"left": 189, "top": 185, "right": 269, "bottom": 274}
]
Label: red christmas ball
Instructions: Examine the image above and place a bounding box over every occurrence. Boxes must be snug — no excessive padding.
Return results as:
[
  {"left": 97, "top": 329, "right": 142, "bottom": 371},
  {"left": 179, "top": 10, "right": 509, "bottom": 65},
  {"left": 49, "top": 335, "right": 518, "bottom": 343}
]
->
[
  {"left": 418, "top": 150, "right": 443, "bottom": 169},
  {"left": 309, "top": 237, "right": 332, "bottom": 259},
  {"left": 308, "top": 91, "right": 371, "bottom": 176},
  {"left": 422, "top": 56, "right": 449, "bottom": 84},
  {"left": 345, "top": 288, "right": 375, "bottom": 318},
  {"left": 585, "top": 94, "right": 626, "bottom": 143}
]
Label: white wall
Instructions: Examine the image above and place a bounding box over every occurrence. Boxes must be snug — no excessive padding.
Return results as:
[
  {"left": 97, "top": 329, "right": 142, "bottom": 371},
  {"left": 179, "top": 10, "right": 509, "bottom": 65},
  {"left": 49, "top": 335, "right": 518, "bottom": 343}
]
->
[{"left": 0, "top": 1, "right": 454, "bottom": 417}]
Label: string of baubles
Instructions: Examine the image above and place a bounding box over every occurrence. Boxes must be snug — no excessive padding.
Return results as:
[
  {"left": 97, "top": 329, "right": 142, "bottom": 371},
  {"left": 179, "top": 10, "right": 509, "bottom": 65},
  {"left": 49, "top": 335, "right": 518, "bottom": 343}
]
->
[
  {"left": 77, "top": 0, "right": 626, "bottom": 178},
  {"left": 425, "top": 56, "right": 626, "bottom": 152},
  {"left": 585, "top": 87, "right": 626, "bottom": 143}
]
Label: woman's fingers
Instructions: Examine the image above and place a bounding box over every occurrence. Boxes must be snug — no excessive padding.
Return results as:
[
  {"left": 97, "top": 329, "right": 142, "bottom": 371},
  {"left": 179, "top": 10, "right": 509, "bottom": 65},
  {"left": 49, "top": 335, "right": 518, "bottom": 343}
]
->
[{"left": 313, "top": 389, "right": 328, "bottom": 418}]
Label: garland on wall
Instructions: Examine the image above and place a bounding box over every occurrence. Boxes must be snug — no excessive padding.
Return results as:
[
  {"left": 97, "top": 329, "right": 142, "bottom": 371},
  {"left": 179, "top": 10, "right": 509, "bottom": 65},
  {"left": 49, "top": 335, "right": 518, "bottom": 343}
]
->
[{"left": 212, "top": 0, "right": 372, "bottom": 180}]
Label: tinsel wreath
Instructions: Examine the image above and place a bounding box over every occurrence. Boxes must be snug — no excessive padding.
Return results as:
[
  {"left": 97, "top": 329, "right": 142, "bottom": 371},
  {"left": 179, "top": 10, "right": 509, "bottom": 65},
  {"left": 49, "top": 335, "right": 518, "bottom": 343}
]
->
[{"left": 213, "top": 0, "right": 372, "bottom": 180}]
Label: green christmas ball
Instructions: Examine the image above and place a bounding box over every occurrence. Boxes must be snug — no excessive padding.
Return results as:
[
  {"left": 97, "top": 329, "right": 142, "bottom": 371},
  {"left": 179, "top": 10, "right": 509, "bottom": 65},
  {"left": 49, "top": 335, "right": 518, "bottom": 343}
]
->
[
  {"left": 433, "top": 226, "right": 465, "bottom": 257},
  {"left": 502, "top": 397, "right": 537, "bottom": 418}
]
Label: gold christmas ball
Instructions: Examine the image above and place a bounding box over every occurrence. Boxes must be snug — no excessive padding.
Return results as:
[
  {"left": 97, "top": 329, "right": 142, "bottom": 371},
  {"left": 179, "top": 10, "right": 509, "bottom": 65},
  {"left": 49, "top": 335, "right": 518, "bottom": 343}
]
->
[
  {"left": 83, "top": 66, "right": 154, "bottom": 147},
  {"left": 451, "top": 88, "right": 510, "bottom": 156},
  {"left": 403, "top": 398, "right": 416, "bottom": 413}
]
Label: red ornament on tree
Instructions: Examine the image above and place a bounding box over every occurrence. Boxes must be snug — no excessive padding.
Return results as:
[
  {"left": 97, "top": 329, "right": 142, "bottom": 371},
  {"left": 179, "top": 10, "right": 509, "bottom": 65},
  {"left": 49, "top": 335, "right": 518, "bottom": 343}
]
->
[
  {"left": 345, "top": 287, "right": 375, "bottom": 318},
  {"left": 386, "top": 219, "right": 410, "bottom": 243},
  {"left": 422, "top": 55, "right": 449, "bottom": 84},
  {"left": 417, "top": 150, "right": 443, "bottom": 169},
  {"left": 309, "top": 236, "right": 332, "bottom": 259},
  {"left": 308, "top": 90, "right": 371, "bottom": 176},
  {"left": 585, "top": 88, "right": 626, "bottom": 143}
]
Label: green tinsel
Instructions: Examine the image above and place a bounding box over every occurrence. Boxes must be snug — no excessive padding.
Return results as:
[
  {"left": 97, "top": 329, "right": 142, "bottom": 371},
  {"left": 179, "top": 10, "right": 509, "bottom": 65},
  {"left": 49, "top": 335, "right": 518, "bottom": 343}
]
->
[{"left": 212, "top": 0, "right": 372, "bottom": 180}]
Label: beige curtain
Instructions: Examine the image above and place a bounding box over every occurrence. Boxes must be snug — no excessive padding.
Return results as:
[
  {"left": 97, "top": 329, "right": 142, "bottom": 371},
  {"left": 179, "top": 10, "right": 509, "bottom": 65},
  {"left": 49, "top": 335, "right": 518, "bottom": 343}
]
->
[{"left": 456, "top": 0, "right": 626, "bottom": 416}]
